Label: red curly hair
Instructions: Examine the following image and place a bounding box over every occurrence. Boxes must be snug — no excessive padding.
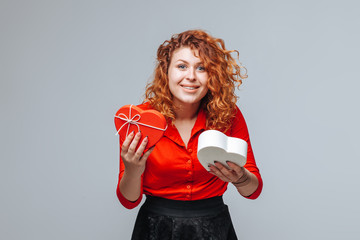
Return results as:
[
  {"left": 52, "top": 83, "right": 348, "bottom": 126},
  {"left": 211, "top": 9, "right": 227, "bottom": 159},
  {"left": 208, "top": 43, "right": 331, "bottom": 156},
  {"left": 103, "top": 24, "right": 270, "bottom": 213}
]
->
[{"left": 144, "top": 29, "right": 248, "bottom": 132}]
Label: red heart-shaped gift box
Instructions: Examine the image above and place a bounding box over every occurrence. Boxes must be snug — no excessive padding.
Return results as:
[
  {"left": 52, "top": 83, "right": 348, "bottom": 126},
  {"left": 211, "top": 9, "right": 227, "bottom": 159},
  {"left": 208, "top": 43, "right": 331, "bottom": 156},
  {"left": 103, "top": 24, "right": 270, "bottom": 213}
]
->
[{"left": 114, "top": 105, "right": 167, "bottom": 150}]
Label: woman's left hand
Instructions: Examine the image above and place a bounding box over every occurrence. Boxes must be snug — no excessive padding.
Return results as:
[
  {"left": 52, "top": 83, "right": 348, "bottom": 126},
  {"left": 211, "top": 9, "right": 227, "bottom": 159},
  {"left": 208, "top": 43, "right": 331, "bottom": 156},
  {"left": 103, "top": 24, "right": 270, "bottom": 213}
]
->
[
  {"left": 209, "top": 161, "right": 259, "bottom": 197},
  {"left": 208, "top": 161, "right": 245, "bottom": 184}
]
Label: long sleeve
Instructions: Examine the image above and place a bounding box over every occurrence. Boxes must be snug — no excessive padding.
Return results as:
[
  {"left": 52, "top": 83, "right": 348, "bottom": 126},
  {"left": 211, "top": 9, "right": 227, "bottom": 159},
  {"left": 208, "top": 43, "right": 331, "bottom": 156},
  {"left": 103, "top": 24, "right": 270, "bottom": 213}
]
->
[
  {"left": 115, "top": 137, "right": 143, "bottom": 209},
  {"left": 230, "top": 106, "right": 263, "bottom": 199}
]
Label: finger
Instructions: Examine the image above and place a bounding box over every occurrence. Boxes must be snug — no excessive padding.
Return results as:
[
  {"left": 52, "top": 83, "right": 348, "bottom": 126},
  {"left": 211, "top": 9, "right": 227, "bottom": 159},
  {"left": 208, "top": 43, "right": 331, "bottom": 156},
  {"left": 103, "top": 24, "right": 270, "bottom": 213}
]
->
[
  {"left": 133, "top": 136, "right": 149, "bottom": 160},
  {"left": 209, "top": 163, "right": 230, "bottom": 182},
  {"left": 214, "top": 162, "right": 239, "bottom": 182},
  {"left": 121, "top": 131, "right": 135, "bottom": 153},
  {"left": 140, "top": 146, "right": 155, "bottom": 163},
  {"left": 226, "top": 161, "right": 244, "bottom": 177},
  {"left": 128, "top": 131, "right": 142, "bottom": 153}
]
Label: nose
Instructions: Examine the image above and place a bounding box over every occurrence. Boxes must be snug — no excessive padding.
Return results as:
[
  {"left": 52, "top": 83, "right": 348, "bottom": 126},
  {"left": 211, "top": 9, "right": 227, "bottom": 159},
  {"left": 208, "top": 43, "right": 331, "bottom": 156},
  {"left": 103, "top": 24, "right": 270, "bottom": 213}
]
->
[{"left": 186, "top": 67, "right": 196, "bottom": 81}]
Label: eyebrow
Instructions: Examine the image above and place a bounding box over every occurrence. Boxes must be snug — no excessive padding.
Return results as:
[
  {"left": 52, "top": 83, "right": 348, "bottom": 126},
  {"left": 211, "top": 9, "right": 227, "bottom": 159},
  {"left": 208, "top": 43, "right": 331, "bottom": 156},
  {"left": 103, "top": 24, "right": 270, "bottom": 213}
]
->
[{"left": 175, "top": 59, "right": 203, "bottom": 64}]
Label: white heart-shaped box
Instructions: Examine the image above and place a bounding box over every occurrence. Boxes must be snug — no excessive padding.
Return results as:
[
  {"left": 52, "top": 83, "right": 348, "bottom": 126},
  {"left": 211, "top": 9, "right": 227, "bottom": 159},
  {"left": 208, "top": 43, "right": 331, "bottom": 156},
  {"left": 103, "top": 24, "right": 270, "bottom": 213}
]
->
[{"left": 197, "top": 130, "right": 248, "bottom": 171}]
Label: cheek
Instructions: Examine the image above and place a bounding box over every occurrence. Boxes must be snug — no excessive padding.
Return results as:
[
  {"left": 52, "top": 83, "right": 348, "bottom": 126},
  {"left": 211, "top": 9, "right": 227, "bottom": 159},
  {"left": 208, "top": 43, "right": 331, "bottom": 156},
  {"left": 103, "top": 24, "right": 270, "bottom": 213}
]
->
[
  {"left": 202, "top": 75, "right": 209, "bottom": 88},
  {"left": 167, "top": 72, "right": 178, "bottom": 95},
  {"left": 168, "top": 75, "right": 177, "bottom": 91},
  {"left": 202, "top": 87, "right": 209, "bottom": 97},
  {"left": 170, "top": 69, "right": 184, "bottom": 81},
  {"left": 168, "top": 69, "right": 179, "bottom": 84},
  {"left": 201, "top": 77, "right": 209, "bottom": 95}
]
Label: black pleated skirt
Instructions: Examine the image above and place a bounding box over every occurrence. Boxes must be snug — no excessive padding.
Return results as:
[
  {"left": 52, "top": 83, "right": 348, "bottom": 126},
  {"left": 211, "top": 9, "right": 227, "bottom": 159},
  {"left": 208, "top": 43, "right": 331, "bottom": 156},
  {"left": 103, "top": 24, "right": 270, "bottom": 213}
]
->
[{"left": 131, "top": 195, "right": 238, "bottom": 240}]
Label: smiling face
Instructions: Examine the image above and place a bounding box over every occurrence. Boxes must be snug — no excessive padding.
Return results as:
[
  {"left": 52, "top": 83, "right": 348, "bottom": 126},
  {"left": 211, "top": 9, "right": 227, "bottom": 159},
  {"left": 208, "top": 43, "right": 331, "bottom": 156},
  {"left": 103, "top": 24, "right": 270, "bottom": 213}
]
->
[{"left": 168, "top": 47, "right": 209, "bottom": 109}]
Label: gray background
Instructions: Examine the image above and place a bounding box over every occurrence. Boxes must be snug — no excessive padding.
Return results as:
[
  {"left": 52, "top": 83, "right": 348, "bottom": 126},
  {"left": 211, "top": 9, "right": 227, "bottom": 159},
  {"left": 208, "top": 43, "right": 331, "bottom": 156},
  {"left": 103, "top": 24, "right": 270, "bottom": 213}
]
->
[{"left": 1, "top": 0, "right": 359, "bottom": 239}]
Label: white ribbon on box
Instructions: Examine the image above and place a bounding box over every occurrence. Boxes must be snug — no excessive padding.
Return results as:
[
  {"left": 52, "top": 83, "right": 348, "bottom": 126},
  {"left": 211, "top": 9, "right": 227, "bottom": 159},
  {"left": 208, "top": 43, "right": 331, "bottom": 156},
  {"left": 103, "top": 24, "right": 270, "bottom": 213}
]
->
[{"left": 115, "top": 105, "right": 167, "bottom": 137}]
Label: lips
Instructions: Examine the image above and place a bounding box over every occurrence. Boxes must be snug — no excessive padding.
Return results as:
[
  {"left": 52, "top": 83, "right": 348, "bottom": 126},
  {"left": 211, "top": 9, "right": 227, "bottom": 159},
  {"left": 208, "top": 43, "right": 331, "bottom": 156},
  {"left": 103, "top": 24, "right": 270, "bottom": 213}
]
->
[{"left": 180, "top": 84, "right": 199, "bottom": 90}]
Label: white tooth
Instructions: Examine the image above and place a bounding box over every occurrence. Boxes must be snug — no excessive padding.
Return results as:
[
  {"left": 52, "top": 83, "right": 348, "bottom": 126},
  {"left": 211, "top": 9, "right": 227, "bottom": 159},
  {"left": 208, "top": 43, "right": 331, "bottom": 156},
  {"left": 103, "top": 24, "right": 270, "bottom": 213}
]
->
[{"left": 183, "top": 86, "right": 196, "bottom": 90}]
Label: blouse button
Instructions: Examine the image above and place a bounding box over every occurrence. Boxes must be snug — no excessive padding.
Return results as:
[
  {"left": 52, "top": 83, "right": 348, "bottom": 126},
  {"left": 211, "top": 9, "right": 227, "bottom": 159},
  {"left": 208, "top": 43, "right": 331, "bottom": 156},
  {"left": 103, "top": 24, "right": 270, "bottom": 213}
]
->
[
  {"left": 187, "top": 160, "right": 191, "bottom": 164},
  {"left": 188, "top": 149, "right": 193, "bottom": 153},
  {"left": 187, "top": 185, "right": 191, "bottom": 189},
  {"left": 188, "top": 171, "right": 192, "bottom": 175},
  {"left": 186, "top": 195, "right": 190, "bottom": 199}
]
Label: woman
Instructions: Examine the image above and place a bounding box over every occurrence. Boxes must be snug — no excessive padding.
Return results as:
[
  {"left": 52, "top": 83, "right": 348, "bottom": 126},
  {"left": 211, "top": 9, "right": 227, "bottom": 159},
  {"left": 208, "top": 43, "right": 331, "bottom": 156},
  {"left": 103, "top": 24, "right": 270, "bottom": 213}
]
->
[{"left": 116, "top": 30, "right": 263, "bottom": 240}]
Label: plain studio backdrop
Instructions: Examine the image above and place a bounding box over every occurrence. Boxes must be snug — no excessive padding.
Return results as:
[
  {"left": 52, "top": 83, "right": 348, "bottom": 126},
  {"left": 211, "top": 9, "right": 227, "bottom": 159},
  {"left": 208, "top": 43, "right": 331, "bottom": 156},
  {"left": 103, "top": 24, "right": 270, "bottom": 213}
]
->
[{"left": 1, "top": 0, "right": 359, "bottom": 239}]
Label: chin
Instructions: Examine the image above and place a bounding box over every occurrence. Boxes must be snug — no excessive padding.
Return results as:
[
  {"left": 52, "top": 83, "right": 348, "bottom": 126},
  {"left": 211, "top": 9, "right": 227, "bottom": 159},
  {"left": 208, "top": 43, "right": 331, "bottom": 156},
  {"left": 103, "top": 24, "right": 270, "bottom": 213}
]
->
[{"left": 177, "top": 99, "right": 202, "bottom": 106}]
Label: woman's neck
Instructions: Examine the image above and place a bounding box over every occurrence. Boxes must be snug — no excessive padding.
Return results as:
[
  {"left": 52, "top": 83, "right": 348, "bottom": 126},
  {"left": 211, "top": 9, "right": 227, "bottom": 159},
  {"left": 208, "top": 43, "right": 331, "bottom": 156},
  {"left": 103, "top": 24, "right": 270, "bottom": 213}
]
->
[
  {"left": 173, "top": 102, "right": 201, "bottom": 148},
  {"left": 173, "top": 102, "right": 201, "bottom": 121}
]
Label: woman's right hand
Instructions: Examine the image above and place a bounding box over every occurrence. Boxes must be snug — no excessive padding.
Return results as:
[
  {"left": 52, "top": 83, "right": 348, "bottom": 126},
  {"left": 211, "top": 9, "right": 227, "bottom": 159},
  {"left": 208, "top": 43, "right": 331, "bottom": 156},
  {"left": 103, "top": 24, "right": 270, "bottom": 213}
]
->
[{"left": 121, "top": 131, "right": 154, "bottom": 178}]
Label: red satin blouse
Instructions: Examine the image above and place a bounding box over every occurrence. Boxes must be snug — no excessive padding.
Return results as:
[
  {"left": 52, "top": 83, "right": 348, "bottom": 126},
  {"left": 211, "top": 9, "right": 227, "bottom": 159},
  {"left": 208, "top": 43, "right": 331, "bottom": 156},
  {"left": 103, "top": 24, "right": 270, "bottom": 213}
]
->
[{"left": 116, "top": 103, "right": 263, "bottom": 209}]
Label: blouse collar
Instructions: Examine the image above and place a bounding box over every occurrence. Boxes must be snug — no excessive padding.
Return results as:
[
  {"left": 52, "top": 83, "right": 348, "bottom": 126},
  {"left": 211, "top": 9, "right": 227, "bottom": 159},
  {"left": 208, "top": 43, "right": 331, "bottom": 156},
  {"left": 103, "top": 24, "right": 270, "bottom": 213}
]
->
[{"left": 164, "top": 108, "right": 207, "bottom": 147}]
